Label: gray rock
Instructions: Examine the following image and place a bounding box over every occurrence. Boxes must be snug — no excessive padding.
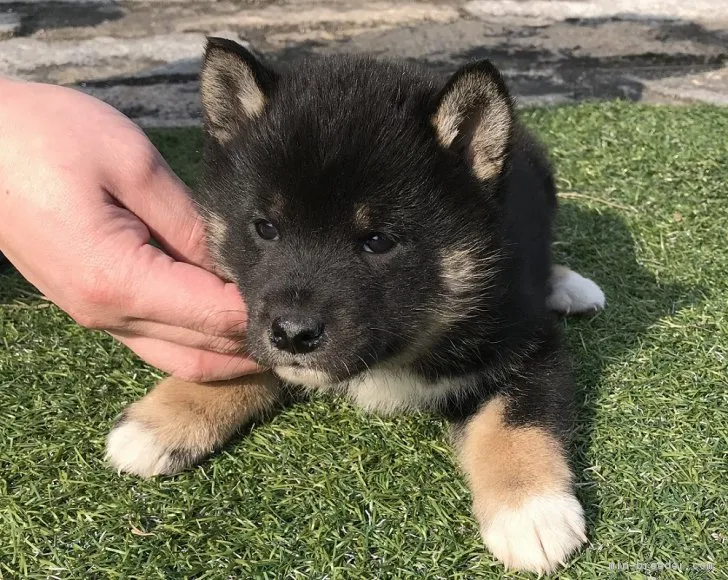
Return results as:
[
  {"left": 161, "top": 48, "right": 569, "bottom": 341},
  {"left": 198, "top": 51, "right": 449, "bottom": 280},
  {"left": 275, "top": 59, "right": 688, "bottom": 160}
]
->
[
  {"left": 0, "top": 11, "right": 20, "bottom": 40},
  {"left": 0, "top": 0, "right": 726, "bottom": 128}
]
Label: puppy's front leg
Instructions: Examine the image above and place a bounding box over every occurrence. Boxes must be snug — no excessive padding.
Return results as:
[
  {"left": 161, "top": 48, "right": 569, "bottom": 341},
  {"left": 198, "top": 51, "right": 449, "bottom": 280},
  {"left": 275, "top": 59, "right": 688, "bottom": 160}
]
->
[
  {"left": 106, "top": 372, "right": 284, "bottom": 477},
  {"left": 454, "top": 366, "right": 586, "bottom": 573}
]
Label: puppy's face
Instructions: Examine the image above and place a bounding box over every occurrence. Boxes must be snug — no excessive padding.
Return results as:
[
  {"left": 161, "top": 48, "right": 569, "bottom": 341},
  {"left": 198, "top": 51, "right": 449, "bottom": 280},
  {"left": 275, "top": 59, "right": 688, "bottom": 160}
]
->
[{"left": 197, "top": 39, "right": 513, "bottom": 387}]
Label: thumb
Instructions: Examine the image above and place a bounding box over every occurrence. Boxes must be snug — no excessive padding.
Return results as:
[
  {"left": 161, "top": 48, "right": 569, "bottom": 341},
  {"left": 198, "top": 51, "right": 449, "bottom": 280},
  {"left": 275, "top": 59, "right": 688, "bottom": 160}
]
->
[{"left": 107, "top": 139, "right": 211, "bottom": 269}]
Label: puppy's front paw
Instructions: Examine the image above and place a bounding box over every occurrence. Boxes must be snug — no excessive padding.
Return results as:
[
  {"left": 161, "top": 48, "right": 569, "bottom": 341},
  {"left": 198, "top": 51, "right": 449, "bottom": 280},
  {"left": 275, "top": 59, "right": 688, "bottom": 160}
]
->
[
  {"left": 481, "top": 492, "right": 587, "bottom": 574},
  {"left": 105, "top": 414, "right": 204, "bottom": 477},
  {"left": 105, "top": 374, "right": 283, "bottom": 478},
  {"left": 548, "top": 265, "right": 605, "bottom": 315}
]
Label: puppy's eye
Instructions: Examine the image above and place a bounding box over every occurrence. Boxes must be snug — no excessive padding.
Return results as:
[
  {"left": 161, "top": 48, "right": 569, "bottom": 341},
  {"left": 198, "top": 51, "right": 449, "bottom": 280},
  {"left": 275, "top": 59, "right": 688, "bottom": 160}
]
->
[
  {"left": 255, "top": 220, "right": 279, "bottom": 241},
  {"left": 362, "top": 233, "right": 396, "bottom": 254}
]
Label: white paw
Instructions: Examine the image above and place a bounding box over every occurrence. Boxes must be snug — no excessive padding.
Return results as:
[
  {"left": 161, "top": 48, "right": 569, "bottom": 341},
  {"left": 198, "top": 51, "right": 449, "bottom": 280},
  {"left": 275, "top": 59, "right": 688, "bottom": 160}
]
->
[
  {"left": 105, "top": 420, "right": 178, "bottom": 477},
  {"left": 482, "top": 493, "right": 587, "bottom": 574},
  {"left": 547, "top": 269, "right": 605, "bottom": 314}
]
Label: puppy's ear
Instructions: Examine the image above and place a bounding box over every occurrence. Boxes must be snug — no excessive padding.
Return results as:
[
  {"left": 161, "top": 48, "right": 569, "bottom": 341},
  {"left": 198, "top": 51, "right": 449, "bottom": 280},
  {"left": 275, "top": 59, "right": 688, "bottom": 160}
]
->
[
  {"left": 200, "top": 37, "right": 277, "bottom": 144},
  {"left": 432, "top": 60, "right": 513, "bottom": 181}
]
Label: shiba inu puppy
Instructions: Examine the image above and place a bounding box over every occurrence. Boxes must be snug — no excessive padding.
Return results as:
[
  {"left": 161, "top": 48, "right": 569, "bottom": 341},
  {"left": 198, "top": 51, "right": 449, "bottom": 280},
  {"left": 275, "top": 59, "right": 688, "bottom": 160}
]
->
[{"left": 106, "top": 38, "right": 605, "bottom": 573}]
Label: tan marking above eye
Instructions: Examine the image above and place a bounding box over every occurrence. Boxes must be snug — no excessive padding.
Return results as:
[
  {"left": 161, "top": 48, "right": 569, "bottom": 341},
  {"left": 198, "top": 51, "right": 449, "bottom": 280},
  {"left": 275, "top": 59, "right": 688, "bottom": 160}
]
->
[
  {"left": 268, "top": 193, "right": 286, "bottom": 217},
  {"left": 354, "top": 204, "right": 371, "bottom": 228}
]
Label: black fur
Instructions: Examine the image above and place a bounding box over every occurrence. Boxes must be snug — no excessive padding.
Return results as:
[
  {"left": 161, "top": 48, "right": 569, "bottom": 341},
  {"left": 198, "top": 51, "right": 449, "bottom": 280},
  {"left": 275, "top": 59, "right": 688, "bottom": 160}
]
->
[{"left": 196, "top": 38, "right": 573, "bottom": 439}]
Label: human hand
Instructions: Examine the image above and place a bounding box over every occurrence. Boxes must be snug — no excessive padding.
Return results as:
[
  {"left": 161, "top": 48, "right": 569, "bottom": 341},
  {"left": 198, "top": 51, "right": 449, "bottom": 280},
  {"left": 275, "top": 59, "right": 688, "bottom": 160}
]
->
[{"left": 0, "top": 78, "right": 261, "bottom": 381}]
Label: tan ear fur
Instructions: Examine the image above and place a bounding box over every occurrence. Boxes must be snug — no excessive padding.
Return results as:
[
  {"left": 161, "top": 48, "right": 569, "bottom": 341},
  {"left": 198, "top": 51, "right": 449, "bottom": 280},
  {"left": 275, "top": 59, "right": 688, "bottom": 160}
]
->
[
  {"left": 432, "top": 61, "right": 513, "bottom": 181},
  {"left": 200, "top": 37, "right": 274, "bottom": 144}
]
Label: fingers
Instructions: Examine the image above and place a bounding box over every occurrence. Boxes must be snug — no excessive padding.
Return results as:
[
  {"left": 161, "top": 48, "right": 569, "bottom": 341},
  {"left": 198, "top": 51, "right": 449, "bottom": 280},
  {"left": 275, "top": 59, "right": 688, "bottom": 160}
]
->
[
  {"left": 120, "top": 319, "right": 246, "bottom": 355},
  {"left": 120, "top": 242, "right": 249, "bottom": 339},
  {"left": 110, "top": 331, "right": 264, "bottom": 382},
  {"left": 61, "top": 204, "right": 258, "bottom": 378}
]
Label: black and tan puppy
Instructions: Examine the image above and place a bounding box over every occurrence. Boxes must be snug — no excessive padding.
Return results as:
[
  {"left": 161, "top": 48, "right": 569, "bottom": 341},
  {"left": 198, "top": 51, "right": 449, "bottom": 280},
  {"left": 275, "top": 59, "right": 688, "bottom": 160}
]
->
[{"left": 106, "top": 38, "right": 605, "bottom": 573}]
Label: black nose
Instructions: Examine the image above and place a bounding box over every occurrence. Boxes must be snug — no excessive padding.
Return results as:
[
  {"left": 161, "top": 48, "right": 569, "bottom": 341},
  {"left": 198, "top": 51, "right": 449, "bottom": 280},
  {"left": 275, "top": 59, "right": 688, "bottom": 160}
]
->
[{"left": 270, "top": 316, "right": 325, "bottom": 354}]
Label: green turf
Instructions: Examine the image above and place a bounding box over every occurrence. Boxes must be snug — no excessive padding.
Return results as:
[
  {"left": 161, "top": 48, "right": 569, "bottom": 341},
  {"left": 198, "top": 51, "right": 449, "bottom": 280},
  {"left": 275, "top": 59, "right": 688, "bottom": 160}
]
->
[{"left": 1, "top": 102, "right": 726, "bottom": 578}]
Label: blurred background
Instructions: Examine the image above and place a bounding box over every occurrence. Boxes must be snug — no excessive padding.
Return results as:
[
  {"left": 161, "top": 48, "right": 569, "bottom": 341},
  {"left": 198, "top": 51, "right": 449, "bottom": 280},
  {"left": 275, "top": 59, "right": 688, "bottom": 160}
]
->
[{"left": 1, "top": 0, "right": 726, "bottom": 127}]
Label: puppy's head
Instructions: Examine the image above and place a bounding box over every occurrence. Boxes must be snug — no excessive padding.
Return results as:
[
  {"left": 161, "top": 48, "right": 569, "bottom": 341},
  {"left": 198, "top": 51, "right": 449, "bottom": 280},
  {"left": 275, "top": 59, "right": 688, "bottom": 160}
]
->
[{"left": 197, "top": 38, "right": 513, "bottom": 387}]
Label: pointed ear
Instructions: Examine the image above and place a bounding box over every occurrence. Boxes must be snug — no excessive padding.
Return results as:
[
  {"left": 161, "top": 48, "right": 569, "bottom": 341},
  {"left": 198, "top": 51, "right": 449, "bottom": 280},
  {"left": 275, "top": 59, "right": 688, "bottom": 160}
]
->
[
  {"left": 432, "top": 60, "right": 513, "bottom": 181},
  {"left": 200, "top": 37, "right": 277, "bottom": 144}
]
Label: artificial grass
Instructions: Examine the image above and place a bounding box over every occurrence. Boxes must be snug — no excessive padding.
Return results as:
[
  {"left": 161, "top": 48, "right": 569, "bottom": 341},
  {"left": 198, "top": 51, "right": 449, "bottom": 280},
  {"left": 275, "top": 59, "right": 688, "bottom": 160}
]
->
[{"left": 1, "top": 101, "right": 726, "bottom": 578}]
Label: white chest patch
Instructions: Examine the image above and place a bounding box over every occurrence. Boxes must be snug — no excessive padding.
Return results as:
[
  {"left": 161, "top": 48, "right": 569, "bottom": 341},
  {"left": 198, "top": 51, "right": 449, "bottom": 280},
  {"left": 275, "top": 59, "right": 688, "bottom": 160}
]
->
[{"left": 343, "top": 367, "right": 466, "bottom": 415}]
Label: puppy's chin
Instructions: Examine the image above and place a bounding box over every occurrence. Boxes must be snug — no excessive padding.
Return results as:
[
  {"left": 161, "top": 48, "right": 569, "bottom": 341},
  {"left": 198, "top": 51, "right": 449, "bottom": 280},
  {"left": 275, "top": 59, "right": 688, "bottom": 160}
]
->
[{"left": 273, "top": 366, "right": 336, "bottom": 389}]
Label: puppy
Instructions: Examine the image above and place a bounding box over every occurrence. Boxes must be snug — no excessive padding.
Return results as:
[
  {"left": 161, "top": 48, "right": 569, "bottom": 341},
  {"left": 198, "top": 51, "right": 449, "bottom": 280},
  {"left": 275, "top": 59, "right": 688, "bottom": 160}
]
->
[{"left": 106, "top": 38, "right": 605, "bottom": 573}]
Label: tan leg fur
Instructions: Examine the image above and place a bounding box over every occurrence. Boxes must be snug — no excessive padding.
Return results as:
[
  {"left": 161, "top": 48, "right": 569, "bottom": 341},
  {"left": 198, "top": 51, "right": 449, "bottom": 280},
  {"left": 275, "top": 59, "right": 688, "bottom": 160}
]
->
[
  {"left": 105, "top": 372, "right": 283, "bottom": 477},
  {"left": 456, "top": 396, "right": 587, "bottom": 573}
]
